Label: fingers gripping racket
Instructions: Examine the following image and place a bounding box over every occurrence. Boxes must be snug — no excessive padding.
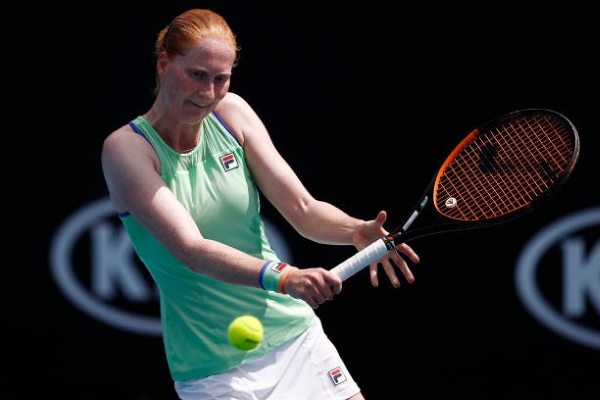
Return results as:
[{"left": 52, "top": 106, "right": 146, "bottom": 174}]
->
[{"left": 331, "top": 108, "right": 580, "bottom": 281}]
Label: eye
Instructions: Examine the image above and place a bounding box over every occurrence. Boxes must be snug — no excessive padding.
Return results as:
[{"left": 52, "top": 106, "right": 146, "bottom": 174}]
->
[{"left": 191, "top": 70, "right": 208, "bottom": 80}]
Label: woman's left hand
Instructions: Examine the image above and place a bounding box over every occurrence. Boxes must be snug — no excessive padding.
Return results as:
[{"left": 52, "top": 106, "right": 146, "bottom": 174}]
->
[{"left": 353, "top": 210, "right": 420, "bottom": 288}]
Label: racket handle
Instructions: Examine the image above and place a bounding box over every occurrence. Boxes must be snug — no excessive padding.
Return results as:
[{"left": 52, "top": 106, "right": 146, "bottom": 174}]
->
[{"left": 330, "top": 237, "right": 395, "bottom": 281}]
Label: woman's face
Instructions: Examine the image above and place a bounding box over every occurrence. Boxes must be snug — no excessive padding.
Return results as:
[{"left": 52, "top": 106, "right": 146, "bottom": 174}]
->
[{"left": 158, "top": 37, "right": 236, "bottom": 123}]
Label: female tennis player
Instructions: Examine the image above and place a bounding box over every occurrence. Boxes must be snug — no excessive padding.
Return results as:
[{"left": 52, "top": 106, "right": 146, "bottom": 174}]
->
[{"left": 101, "top": 8, "right": 420, "bottom": 399}]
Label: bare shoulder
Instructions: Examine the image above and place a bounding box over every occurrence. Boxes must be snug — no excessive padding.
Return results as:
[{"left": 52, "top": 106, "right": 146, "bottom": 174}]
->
[
  {"left": 214, "top": 92, "right": 254, "bottom": 119},
  {"left": 102, "top": 123, "right": 147, "bottom": 155},
  {"left": 217, "top": 91, "right": 249, "bottom": 108},
  {"left": 101, "top": 122, "right": 156, "bottom": 173},
  {"left": 103, "top": 123, "right": 133, "bottom": 149},
  {"left": 101, "top": 122, "right": 158, "bottom": 212},
  {"left": 215, "top": 92, "right": 260, "bottom": 144}
]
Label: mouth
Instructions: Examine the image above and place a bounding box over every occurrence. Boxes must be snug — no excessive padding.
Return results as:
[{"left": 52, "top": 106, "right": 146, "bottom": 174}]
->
[{"left": 189, "top": 99, "right": 208, "bottom": 108}]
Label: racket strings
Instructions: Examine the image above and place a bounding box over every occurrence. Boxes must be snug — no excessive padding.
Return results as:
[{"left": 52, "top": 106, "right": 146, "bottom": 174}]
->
[{"left": 435, "top": 113, "right": 576, "bottom": 221}]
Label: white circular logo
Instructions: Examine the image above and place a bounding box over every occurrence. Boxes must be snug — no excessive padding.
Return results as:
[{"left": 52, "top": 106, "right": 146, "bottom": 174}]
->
[
  {"left": 515, "top": 206, "right": 600, "bottom": 350},
  {"left": 445, "top": 197, "right": 457, "bottom": 208}
]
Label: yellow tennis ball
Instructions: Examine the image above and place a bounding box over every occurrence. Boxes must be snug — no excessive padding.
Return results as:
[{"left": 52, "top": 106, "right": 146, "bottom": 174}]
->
[{"left": 228, "top": 315, "right": 264, "bottom": 351}]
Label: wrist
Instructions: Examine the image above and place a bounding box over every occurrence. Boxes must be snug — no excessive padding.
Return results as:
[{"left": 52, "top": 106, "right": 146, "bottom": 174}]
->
[{"left": 259, "top": 261, "right": 297, "bottom": 293}]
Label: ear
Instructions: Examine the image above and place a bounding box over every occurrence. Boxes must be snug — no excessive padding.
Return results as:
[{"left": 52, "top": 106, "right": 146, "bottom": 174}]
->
[{"left": 157, "top": 52, "right": 169, "bottom": 77}]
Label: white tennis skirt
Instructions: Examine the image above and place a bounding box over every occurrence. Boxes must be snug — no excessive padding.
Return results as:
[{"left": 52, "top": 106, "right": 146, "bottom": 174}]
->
[{"left": 175, "top": 318, "right": 361, "bottom": 400}]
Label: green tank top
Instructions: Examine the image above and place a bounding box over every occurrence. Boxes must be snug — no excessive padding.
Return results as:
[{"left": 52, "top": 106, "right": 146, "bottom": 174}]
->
[{"left": 120, "top": 112, "right": 315, "bottom": 381}]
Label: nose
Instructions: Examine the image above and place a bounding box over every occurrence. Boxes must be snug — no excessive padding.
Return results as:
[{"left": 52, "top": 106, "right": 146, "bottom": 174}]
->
[{"left": 197, "top": 81, "right": 215, "bottom": 100}]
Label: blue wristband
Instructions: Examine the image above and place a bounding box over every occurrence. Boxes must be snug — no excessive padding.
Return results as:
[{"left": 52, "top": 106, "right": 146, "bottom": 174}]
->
[{"left": 259, "top": 261, "right": 290, "bottom": 292}]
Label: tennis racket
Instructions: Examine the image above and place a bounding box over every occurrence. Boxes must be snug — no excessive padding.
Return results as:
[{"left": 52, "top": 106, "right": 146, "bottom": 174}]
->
[{"left": 331, "top": 108, "right": 580, "bottom": 281}]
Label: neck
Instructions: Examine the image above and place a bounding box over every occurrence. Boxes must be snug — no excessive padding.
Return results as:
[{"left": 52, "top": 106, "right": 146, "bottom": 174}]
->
[{"left": 143, "top": 106, "right": 203, "bottom": 154}]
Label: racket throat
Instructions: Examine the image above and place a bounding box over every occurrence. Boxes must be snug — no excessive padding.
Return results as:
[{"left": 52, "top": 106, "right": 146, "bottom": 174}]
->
[
  {"left": 404, "top": 197, "right": 429, "bottom": 231},
  {"left": 391, "top": 196, "right": 429, "bottom": 241}
]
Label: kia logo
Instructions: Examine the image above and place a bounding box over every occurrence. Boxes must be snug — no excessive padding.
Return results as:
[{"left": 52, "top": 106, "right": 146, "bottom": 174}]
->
[
  {"left": 49, "top": 197, "right": 293, "bottom": 336},
  {"left": 515, "top": 206, "right": 600, "bottom": 350}
]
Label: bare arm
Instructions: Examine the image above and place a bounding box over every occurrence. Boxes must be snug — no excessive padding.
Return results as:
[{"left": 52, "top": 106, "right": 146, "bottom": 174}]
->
[
  {"left": 216, "top": 93, "right": 363, "bottom": 245},
  {"left": 101, "top": 124, "right": 268, "bottom": 288},
  {"left": 215, "top": 93, "right": 420, "bottom": 288},
  {"left": 101, "top": 92, "right": 418, "bottom": 310}
]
